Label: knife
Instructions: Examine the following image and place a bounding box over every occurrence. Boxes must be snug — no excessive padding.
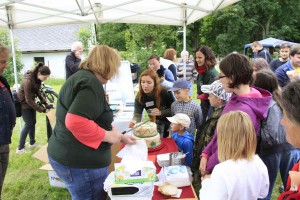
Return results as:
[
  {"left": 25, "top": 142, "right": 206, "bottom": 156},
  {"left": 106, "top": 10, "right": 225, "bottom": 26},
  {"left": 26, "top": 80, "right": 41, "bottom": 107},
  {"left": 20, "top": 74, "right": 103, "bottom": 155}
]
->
[{"left": 122, "top": 120, "right": 150, "bottom": 134}]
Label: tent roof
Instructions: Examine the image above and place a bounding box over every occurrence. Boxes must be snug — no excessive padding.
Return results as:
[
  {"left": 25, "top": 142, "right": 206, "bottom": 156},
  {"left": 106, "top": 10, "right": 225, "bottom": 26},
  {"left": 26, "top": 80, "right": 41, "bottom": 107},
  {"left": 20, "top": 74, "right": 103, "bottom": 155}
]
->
[
  {"left": 244, "top": 37, "right": 298, "bottom": 49},
  {"left": 0, "top": 0, "right": 239, "bottom": 28}
]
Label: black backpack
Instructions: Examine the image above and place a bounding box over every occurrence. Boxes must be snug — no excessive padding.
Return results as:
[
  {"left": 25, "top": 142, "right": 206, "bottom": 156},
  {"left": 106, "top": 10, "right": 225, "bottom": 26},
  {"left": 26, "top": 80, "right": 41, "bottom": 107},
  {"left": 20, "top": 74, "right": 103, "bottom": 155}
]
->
[{"left": 12, "top": 90, "right": 22, "bottom": 117}]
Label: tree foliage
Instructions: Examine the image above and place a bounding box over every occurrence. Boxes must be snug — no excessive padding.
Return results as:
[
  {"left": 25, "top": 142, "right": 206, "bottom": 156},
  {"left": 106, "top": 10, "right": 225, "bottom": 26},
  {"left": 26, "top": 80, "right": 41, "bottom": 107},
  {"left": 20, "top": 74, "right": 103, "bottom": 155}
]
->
[{"left": 0, "top": 29, "right": 23, "bottom": 85}]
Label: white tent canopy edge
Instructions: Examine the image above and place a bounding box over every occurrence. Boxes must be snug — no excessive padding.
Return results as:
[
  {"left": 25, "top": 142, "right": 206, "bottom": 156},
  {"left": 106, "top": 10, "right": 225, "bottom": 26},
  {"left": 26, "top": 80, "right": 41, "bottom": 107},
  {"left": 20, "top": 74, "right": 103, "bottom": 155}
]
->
[{"left": 0, "top": 0, "right": 239, "bottom": 87}]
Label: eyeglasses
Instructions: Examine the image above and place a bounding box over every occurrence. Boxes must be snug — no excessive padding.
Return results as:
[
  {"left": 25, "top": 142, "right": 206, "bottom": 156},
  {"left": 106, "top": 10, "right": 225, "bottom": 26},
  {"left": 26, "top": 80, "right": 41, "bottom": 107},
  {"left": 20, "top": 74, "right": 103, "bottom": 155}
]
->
[{"left": 218, "top": 75, "right": 226, "bottom": 79}]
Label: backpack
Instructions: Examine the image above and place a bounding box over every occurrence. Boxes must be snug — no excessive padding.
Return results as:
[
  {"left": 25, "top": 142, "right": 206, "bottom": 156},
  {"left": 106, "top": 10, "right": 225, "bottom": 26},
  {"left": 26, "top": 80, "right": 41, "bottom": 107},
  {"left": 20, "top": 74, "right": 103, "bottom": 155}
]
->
[
  {"left": 12, "top": 90, "right": 22, "bottom": 117},
  {"left": 278, "top": 160, "right": 300, "bottom": 200},
  {"left": 257, "top": 99, "right": 286, "bottom": 155}
]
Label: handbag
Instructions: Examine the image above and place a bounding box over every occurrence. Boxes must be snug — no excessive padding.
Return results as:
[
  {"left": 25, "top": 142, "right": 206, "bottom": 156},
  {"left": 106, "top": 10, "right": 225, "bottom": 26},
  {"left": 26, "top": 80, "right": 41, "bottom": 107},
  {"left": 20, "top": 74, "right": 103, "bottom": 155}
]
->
[{"left": 12, "top": 90, "right": 22, "bottom": 117}]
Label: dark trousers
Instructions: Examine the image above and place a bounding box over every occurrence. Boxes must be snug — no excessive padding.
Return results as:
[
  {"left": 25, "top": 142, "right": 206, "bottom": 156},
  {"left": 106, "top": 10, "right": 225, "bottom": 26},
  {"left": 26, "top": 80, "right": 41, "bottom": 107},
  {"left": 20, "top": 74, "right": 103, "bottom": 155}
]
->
[
  {"left": 46, "top": 116, "right": 52, "bottom": 141},
  {"left": 201, "top": 100, "right": 211, "bottom": 121},
  {"left": 0, "top": 145, "right": 9, "bottom": 199},
  {"left": 259, "top": 149, "right": 300, "bottom": 200},
  {"left": 18, "top": 108, "right": 36, "bottom": 149}
]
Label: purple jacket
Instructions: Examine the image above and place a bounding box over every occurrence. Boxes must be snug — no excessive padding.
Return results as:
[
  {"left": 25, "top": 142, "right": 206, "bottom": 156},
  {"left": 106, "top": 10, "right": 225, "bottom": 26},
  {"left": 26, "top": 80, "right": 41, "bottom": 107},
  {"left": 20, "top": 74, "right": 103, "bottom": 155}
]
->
[{"left": 202, "top": 87, "right": 272, "bottom": 172}]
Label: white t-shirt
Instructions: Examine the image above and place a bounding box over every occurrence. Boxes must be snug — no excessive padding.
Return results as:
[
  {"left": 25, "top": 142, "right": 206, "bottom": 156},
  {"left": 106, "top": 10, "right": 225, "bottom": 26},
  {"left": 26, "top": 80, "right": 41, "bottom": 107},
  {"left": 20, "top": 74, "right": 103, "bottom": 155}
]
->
[{"left": 200, "top": 155, "right": 269, "bottom": 200}]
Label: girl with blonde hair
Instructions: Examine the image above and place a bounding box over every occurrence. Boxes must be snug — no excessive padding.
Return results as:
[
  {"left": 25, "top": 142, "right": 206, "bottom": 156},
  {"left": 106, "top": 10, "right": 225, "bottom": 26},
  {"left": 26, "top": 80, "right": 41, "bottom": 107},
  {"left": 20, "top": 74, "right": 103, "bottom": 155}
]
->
[{"left": 200, "top": 111, "right": 269, "bottom": 200}]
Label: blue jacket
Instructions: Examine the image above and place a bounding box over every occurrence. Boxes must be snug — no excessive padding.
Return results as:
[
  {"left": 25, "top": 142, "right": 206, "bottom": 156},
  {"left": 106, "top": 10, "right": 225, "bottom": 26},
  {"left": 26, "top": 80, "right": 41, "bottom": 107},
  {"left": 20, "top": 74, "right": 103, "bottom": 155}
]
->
[
  {"left": 171, "top": 131, "right": 194, "bottom": 166},
  {"left": 157, "top": 65, "right": 175, "bottom": 82},
  {"left": 275, "top": 61, "right": 293, "bottom": 87},
  {"left": 257, "top": 48, "right": 272, "bottom": 63},
  {"left": 0, "top": 76, "right": 16, "bottom": 145}
]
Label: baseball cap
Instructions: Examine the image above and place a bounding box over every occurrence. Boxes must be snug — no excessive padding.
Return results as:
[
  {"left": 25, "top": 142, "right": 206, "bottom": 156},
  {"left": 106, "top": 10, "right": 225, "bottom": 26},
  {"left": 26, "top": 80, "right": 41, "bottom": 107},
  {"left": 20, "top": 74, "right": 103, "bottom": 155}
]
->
[
  {"left": 167, "top": 113, "right": 191, "bottom": 128},
  {"left": 168, "top": 80, "right": 190, "bottom": 91},
  {"left": 201, "top": 80, "right": 232, "bottom": 101}
]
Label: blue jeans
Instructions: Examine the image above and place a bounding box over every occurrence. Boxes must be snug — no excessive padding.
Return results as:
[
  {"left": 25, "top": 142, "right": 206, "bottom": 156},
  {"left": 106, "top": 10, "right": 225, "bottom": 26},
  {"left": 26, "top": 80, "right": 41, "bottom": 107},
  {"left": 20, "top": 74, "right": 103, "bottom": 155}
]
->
[
  {"left": 49, "top": 156, "right": 109, "bottom": 200},
  {"left": 259, "top": 149, "right": 300, "bottom": 200}
]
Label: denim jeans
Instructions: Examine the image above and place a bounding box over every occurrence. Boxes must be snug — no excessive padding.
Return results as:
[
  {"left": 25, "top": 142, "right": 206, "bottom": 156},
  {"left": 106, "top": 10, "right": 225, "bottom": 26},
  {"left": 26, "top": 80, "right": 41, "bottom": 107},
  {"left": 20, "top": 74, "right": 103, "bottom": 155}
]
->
[
  {"left": 49, "top": 156, "right": 109, "bottom": 200},
  {"left": 18, "top": 108, "right": 36, "bottom": 149},
  {"left": 259, "top": 149, "right": 300, "bottom": 200},
  {"left": 0, "top": 144, "right": 9, "bottom": 199}
]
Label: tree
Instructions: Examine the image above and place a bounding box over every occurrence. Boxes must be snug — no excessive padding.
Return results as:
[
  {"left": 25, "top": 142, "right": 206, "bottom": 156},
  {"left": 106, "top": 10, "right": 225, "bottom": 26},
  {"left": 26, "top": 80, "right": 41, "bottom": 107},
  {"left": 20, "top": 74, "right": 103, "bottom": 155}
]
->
[
  {"left": 97, "top": 23, "right": 129, "bottom": 51},
  {"left": 0, "top": 29, "right": 23, "bottom": 85}
]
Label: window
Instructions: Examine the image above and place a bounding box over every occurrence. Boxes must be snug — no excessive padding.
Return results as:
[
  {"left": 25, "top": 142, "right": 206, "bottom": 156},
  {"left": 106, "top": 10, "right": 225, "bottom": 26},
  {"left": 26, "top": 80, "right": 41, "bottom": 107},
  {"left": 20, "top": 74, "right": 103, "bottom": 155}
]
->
[{"left": 34, "top": 57, "right": 45, "bottom": 64}]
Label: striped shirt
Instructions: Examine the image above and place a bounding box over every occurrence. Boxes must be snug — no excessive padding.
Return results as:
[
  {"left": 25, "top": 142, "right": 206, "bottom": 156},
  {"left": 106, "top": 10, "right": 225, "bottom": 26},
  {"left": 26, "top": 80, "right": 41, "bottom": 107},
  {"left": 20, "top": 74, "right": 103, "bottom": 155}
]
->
[
  {"left": 176, "top": 61, "right": 198, "bottom": 82},
  {"left": 171, "top": 99, "right": 203, "bottom": 135}
]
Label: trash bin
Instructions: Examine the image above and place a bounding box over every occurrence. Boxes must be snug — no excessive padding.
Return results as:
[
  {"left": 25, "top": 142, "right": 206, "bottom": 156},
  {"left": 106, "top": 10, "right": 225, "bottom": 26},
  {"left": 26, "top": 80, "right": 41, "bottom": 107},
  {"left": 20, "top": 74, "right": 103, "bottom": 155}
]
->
[{"left": 130, "top": 63, "right": 140, "bottom": 84}]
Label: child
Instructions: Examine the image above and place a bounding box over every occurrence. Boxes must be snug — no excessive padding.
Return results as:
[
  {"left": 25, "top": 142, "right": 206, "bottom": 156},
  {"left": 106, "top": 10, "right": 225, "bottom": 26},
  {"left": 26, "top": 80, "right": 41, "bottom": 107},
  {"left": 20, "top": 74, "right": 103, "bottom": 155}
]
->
[
  {"left": 200, "top": 111, "right": 269, "bottom": 200},
  {"left": 199, "top": 53, "right": 272, "bottom": 175},
  {"left": 169, "top": 80, "right": 202, "bottom": 136},
  {"left": 167, "top": 113, "right": 194, "bottom": 166},
  {"left": 253, "top": 69, "right": 300, "bottom": 200},
  {"left": 191, "top": 80, "right": 231, "bottom": 191}
]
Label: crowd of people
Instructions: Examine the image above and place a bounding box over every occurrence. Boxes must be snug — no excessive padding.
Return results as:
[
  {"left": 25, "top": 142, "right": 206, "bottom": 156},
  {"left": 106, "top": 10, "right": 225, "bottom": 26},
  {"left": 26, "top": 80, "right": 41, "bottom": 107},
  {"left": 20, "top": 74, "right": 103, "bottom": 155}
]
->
[{"left": 1, "top": 40, "right": 300, "bottom": 200}]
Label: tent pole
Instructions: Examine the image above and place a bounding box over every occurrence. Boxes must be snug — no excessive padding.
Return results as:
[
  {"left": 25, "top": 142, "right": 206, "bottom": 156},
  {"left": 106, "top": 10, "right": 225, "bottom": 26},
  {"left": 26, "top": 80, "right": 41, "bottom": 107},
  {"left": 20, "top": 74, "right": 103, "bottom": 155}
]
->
[
  {"left": 6, "top": 6, "right": 22, "bottom": 131},
  {"left": 182, "top": 3, "right": 187, "bottom": 79},
  {"left": 8, "top": 27, "right": 18, "bottom": 90},
  {"left": 183, "top": 24, "right": 186, "bottom": 79}
]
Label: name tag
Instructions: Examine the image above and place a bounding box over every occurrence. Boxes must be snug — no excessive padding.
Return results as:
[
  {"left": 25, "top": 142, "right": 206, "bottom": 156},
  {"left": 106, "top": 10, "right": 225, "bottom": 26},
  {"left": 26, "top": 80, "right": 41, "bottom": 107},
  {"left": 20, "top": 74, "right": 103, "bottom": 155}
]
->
[{"left": 145, "top": 101, "right": 154, "bottom": 107}]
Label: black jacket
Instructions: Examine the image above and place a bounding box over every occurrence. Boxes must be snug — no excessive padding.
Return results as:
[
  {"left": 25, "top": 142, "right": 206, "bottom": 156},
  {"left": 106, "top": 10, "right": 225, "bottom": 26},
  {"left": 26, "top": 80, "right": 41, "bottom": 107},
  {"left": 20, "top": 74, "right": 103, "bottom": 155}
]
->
[
  {"left": 0, "top": 76, "right": 16, "bottom": 144},
  {"left": 65, "top": 51, "right": 81, "bottom": 79}
]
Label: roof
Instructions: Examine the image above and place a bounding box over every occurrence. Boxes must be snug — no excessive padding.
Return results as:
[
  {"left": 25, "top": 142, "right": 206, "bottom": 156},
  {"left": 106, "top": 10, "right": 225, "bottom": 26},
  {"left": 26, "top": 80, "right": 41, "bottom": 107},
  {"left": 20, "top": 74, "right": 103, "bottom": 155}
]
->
[{"left": 13, "top": 23, "right": 88, "bottom": 52}]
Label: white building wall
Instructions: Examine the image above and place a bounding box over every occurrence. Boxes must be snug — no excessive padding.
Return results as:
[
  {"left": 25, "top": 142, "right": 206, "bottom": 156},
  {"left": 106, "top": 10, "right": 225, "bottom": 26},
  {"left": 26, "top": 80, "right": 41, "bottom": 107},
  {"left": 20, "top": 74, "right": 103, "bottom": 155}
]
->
[{"left": 20, "top": 52, "right": 68, "bottom": 79}]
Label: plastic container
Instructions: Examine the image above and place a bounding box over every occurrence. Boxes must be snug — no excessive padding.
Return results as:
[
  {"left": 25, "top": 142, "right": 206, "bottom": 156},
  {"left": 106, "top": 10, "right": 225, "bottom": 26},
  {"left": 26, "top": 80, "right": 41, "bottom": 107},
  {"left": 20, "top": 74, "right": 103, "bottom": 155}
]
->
[
  {"left": 169, "top": 152, "right": 186, "bottom": 165},
  {"left": 157, "top": 153, "right": 170, "bottom": 167}
]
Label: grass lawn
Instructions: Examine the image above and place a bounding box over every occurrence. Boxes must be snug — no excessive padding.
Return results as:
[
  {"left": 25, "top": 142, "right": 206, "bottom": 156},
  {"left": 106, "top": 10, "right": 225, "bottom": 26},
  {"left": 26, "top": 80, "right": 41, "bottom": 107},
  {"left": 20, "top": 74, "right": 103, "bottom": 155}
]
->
[{"left": 3, "top": 79, "right": 282, "bottom": 199}]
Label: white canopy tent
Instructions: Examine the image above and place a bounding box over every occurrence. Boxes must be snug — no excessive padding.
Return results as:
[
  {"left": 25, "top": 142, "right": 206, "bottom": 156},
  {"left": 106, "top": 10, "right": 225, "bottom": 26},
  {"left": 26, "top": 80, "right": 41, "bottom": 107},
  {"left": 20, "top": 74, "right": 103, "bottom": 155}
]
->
[{"left": 0, "top": 0, "right": 239, "bottom": 86}]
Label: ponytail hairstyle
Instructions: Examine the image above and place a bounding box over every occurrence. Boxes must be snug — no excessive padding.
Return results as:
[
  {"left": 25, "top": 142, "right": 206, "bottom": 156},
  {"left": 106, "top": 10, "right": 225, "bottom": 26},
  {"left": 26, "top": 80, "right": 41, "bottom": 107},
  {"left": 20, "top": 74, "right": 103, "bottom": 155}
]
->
[
  {"left": 138, "top": 69, "right": 161, "bottom": 108},
  {"left": 252, "top": 69, "right": 282, "bottom": 107},
  {"left": 31, "top": 63, "right": 51, "bottom": 82}
]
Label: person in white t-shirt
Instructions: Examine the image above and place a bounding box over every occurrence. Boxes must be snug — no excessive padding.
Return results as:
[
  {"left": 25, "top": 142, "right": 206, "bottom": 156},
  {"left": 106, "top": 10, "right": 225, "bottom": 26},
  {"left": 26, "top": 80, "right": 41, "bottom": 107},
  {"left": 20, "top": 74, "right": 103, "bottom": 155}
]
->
[{"left": 200, "top": 111, "right": 269, "bottom": 200}]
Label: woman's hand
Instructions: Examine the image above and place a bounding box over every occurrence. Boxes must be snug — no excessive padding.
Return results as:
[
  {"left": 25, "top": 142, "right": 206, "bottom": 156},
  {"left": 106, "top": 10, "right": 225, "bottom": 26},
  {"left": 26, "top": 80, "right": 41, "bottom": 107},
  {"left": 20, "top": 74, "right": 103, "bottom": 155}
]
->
[
  {"left": 150, "top": 108, "right": 161, "bottom": 116},
  {"left": 121, "top": 134, "right": 137, "bottom": 145},
  {"left": 103, "top": 128, "right": 122, "bottom": 144},
  {"left": 199, "top": 157, "right": 208, "bottom": 176},
  {"left": 128, "top": 120, "right": 136, "bottom": 128}
]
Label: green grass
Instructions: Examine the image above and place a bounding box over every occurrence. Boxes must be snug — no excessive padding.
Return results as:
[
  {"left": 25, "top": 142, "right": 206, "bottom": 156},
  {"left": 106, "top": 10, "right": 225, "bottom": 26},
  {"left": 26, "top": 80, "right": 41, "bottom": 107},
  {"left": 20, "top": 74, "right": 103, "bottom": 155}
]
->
[
  {"left": 3, "top": 80, "right": 70, "bottom": 200},
  {"left": 3, "top": 80, "right": 282, "bottom": 199}
]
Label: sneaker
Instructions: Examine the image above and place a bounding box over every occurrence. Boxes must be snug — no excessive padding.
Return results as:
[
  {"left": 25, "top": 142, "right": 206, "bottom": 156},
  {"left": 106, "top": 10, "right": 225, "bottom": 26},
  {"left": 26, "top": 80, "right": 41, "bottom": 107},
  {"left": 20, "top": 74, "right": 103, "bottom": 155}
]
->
[
  {"left": 29, "top": 143, "right": 41, "bottom": 148},
  {"left": 16, "top": 148, "right": 28, "bottom": 154},
  {"left": 279, "top": 185, "right": 285, "bottom": 193}
]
